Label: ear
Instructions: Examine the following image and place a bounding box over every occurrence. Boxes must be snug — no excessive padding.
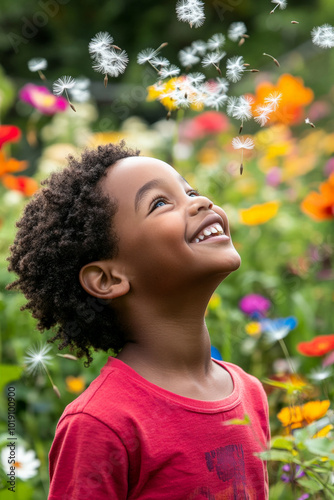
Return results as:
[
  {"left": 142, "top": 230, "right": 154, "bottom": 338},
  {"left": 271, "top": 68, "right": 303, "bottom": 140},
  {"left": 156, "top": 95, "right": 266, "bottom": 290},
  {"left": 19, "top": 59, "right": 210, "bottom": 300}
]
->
[{"left": 79, "top": 261, "right": 130, "bottom": 300}]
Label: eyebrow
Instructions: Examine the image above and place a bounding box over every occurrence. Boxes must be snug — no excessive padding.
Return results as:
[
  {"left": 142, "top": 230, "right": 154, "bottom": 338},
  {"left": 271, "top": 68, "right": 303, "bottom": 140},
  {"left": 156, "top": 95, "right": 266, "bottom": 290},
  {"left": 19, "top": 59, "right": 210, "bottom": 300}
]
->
[{"left": 134, "top": 175, "right": 187, "bottom": 212}]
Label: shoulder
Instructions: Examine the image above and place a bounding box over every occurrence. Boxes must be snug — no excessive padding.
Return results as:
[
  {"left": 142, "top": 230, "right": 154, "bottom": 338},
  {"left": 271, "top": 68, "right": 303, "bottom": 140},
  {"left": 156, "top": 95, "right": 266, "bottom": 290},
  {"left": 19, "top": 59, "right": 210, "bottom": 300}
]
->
[{"left": 220, "top": 361, "right": 267, "bottom": 401}]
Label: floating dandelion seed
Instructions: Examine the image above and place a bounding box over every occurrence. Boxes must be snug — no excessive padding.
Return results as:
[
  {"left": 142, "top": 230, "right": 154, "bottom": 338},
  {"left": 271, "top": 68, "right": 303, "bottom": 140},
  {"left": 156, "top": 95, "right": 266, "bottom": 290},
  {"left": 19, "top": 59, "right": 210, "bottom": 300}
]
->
[
  {"left": 305, "top": 117, "right": 315, "bottom": 128},
  {"left": 89, "top": 32, "right": 129, "bottom": 87},
  {"left": 178, "top": 48, "right": 200, "bottom": 68},
  {"left": 232, "top": 136, "right": 254, "bottom": 175},
  {"left": 191, "top": 40, "right": 207, "bottom": 56},
  {"left": 311, "top": 24, "right": 334, "bottom": 49},
  {"left": 291, "top": 20, "right": 299, "bottom": 24},
  {"left": 89, "top": 32, "right": 114, "bottom": 56},
  {"left": 254, "top": 105, "right": 272, "bottom": 126},
  {"left": 227, "top": 95, "right": 253, "bottom": 133},
  {"left": 228, "top": 22, "right": 248, "bottom": 45},
  {"left": 151, "top": 56, "right": 170, "bottom": 68},
  {"left": 226, "top": 56, "right": 245, "bottom": 82},
  {"left": 263, "top": 52, "right": 280, "bottom": 67},
  {"left": 24, "top": 343, "right": 61, "bottom": 398},
  {"left": 53, "top": 75, "right": 77, "bottom": 111},
  {"left": 207, "top": 33, "right": 225, "bottom": 51},
  {"left": 187, "top": 72, "right": 206, "bottom": 85},
  {"left": 159, "top": 64, "right": 181, "bottom": 79},
  {"left": 264, "top": 91, "right": 282, "bottom": 110},
  {"left": 176, "top": 0, "right": 205, "bottom": 28},
  {"left": 28, "top": 58, "right": 47, "bottom": 80},
  {"left": 270, "top": 0, "right": 287, "bottom": 14},
  {"left": 202, "top": 51, "right": 225, "bottom": 75},
  {"left": 137, "top": 43, "right": 168, "bottom": 72}
]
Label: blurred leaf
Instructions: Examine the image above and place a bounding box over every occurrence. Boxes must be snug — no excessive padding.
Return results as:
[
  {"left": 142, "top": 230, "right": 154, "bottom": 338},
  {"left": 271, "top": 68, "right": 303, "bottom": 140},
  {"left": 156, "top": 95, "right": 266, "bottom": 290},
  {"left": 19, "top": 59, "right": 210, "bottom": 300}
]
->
[
  {"left": 304, "top": 438, "right": 334, "bottom": 458},
  {"left": 256, "top": 450, "right": 293, "bottom": 462},
  {"left": 0, "top": 481, "right": 33, "bottom": 499},
  {"left": 0, "top": 365, "right": 23, "bottom": 393},
  {"left": 297, "top": 476, "right": 324, "bottom": 493},
  {"left": 271, "top": 436, "right": 294, "bottom": 451}
]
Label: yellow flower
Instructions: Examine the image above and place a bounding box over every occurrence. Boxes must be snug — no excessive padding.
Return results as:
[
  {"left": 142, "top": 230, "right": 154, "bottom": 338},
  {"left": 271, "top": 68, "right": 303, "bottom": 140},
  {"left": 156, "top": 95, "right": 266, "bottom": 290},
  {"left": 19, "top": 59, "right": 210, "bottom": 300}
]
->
[
  {"left": 88, "top": 131, "right": 127, "bottom": 148},
  {"left": 147, "top": 77, "right": 203, "bottom": 111},
  {"left": 313, "top": 424, "right": 333, "bottom": 439},
  {"left": 245, "top": 322, "right": 262, "bottom": 336},
  {"left": 239, "top": 201, "right": 280, "bottom": 225},
  {"left": 277, "top": 400, "right": 330, "bottom": 430},
  {"left": 208, "top": 293, "right": 222, "bottom": 311},
  {"left": 66, "top": 376, "right": 85, "bottom": 394}
]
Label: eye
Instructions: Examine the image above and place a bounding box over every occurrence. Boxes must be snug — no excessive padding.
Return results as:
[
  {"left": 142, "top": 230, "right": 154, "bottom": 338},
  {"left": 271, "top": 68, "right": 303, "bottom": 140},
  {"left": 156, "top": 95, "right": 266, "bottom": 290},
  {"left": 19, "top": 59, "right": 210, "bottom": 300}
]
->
[
  {"left": 187, "top": 189, "right": 200, "bottom": 197},
  {"left": 149, "top": 196, "right": 168, "bottom": 212}
]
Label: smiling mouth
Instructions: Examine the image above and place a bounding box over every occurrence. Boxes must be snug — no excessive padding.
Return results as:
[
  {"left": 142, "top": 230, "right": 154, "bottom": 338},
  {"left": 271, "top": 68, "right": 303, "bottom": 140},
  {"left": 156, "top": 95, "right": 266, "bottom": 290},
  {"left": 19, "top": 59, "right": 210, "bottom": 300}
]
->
[{"left": 191, "top": 223, "right": 225, "bottom": 243}]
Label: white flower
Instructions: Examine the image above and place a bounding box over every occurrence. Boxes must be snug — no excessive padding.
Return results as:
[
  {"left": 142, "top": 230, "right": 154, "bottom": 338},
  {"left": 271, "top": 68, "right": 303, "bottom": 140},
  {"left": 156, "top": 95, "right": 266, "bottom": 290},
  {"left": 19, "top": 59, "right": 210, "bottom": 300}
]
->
[
  {"left": 228, "top": 22, "right": 247, "bottom": 42},
  {"left": 178, "top": 48, "right": 200, "bottom": 67},
  {"left": 207, "top": 33, "right": 225, "bottom": 50},
  {"left": 311, "top": 24, "right": 334, "bottom": 49},
  {"left": 202, "top": 51, "right": 225, "bottom": 68},
  {"left": 1, "top": 445, "right": 40, "bottom": 480},
  {"left": 191, "top": 40, "right": 207, "bottom": 56},
  {"left": 232, "top": 136, "right": 254, "bottom": 150},
  {"left": 264, "top": 91, "right": 282, "bottom": 111},
  {"left": 159, "top": 65, "right": 181, "bottom": 78},
  {"left": 89, "top": 32, "right": 114, "bottom": 56},
  {"left": 254, "top": 105, "right": 272, "bottom": 126},
  {"left": 226, "top": 56, "right": 245, "bottom": 82},
  {"left": 28, "top": 58, "right": 47, "bottom": 72},
  {"left": 176, "top": 0, "right": 205, "bottom": 28},
  {"left": 309, "top": 366, "right": 332, "bottom": 382},
  {"left": 53, "top": 75, "right": 76, "bottom": 96},
  {"left": 270, "top": 0, "right": 287, "bottom": 13},
  {"left": 137, "top": 48, "right": 157, "bottom": 65},
  {"left": 23, "top": 343, "right": 53, "bottom": 375}
]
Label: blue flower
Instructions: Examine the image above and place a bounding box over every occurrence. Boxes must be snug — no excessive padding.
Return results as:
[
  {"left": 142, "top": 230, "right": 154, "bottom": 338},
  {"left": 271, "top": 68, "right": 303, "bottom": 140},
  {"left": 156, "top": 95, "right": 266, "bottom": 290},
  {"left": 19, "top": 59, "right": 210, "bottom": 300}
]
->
[{"left": 260, "top": 316, "right": 298, "bottom": 342}]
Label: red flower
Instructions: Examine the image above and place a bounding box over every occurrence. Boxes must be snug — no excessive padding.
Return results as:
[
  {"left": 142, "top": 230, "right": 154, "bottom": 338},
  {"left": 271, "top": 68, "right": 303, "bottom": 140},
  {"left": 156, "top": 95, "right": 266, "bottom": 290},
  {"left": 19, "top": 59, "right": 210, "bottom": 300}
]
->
[
  {"left": 2, "top": 174, "right": 39, "bottom": 196},
  {"left": 180, "top": 111, "right": 229, "bottom": 141},
  {"left": 297, "top": 334, "right": 334, "bottom": 356},
  {"left": 0, "top": 125, "right": 21, "bottom": 149}
]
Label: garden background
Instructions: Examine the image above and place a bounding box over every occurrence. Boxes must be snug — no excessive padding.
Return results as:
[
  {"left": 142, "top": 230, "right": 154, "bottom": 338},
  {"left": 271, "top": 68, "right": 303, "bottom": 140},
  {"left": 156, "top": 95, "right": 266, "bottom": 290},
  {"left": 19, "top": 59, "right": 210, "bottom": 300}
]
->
[{"left": 0, "top": 0, "right": 334, "bottom": 498}]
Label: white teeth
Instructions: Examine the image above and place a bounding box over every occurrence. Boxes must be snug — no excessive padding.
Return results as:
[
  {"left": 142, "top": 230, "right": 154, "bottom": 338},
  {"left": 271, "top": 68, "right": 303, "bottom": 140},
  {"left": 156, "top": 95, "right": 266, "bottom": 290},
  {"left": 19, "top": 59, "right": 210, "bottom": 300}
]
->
[
  {"left": 203, "top": 229, "right": 211, "bottom": 236},
  {"left": 195, "top": 238, "right": 200, "bottom": 243},
  {"left": 210, "top": 226, "right": 218, "bottom": 233},
  {"left": 199, "top": 234, "right": 205, "bottom": 240},
  {"left": 192, "top": 221, "right": 225, "bottom": 242}
]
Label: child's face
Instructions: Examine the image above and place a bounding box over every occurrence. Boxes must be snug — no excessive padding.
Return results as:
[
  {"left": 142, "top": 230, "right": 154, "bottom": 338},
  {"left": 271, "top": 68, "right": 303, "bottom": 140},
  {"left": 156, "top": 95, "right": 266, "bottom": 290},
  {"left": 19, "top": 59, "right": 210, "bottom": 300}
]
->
[{"left": 101, "top": 156, "right": 241, "bottom": 294}]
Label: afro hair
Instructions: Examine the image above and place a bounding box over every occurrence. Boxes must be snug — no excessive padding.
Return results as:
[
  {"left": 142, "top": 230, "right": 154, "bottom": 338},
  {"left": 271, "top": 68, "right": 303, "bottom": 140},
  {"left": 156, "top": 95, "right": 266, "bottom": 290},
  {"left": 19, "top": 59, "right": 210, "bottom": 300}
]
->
[{"left": 7, "top": 141, "right": 140, "bottom": 366}]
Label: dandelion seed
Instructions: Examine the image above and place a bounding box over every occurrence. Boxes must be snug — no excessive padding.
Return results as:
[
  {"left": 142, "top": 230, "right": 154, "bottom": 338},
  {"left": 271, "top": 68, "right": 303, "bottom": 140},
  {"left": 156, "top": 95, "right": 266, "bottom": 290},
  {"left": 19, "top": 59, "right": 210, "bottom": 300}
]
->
[
  {"left": 232, "top": 136, "right": 254, "bottom": 175},
  {"left": 311, "top": 24, "right": 334, "bottom": 49},
  {"left": 137, "top": 48, "right": 157, "bottom": 65},
  {"left": 53, "top": 76, "right": 77, "bottom": 111},
  {"left": 254, "top": 105, "right": 272, "bottom": 126},
  {"left": 207, "top": 33, "right": 225, "bottom": 51},
  {"left": 226, "top": 56, "right": 245, "bottom": 82},
  {"left": 204, "top": 93, "right": 228, "bottom": 110},
  {"left": 291, "top": 20, "right": 299, "bottom": 24},
  {"left": 176, "top": 0, "right": 205, "bottom": 28},
  {"left": 270, "top": 0, "right": 287, "bottom": 14},
  {"left": 28, "top": 58, "right": 47, "bottom": 80},
  {"left": 179, "top": 48, "right": 200, "bottom": 68},
  {"left": 215, "top": 77, "right": 229, "bottom": 93},
  {"left": 191, "top": 40, "right": 207, "bottom": 56},
  {"left": 264, "top": 91, "right": 282, "bottom": 111},
  {"left": 228, "top": 22, "right": 248, "bottom": 43},
  {"left": 151, "top": 56, "right": 170, "bottom": 68},
  {"left": 305, "top": 117, "right": 315, "bottom": 128},
  {"left": 202, "top": 51, "right": 225, "bottom": 75},
  {"left": 159, "top": 65, "right": 181, "bottom": 79},
  {"left": 263, "top": 52, "right": 280, "bottom": 67},
  {"left": 57, "top": 353, "right": 79, "bottom": 361},
  {"left": 187, "top": 72, "right": 206, "bottom": 85},
  {"left": 89, "top": 32, "right": 114, "bottom": 56},
  {"left": 227, "top": 95, "right": 253, "bottom": 133},
  {"left": 93, "top": 49, "right": 128, "bottom": 87},
  {"left": 24, "top": 344, "right": 53, "bottom": 375}
]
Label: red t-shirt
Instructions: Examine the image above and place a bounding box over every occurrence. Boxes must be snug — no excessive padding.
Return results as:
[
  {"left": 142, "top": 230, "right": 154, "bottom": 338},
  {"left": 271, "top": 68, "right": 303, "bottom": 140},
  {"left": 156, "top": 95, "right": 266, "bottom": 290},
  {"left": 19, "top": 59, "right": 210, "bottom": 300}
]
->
[{"left": 48, "top": 358, "right": 270, "bottom": 499}]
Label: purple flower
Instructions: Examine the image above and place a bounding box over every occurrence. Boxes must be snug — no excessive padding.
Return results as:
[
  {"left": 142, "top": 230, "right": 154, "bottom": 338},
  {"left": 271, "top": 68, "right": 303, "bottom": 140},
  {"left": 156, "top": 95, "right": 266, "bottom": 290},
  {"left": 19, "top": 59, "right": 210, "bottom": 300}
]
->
[
  {"left": 19, "top": 84, "right": 68, "bottom": 115},
  {"left": 239, "top": 294, "right": 271, "bottom": 316},
  {"left": 298, "top": 495, "right": 309, "bottom": 500},
  {"left": 281, "top": 464, "right": 305, "bottom": 483}
]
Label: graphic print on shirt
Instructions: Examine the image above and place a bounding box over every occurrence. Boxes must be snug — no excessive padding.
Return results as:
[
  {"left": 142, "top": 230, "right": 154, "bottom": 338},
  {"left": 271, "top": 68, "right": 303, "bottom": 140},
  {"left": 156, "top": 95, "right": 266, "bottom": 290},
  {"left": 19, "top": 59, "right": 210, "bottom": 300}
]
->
[{"left": 205, "top": 443, "right": 251, "bottom": 500}]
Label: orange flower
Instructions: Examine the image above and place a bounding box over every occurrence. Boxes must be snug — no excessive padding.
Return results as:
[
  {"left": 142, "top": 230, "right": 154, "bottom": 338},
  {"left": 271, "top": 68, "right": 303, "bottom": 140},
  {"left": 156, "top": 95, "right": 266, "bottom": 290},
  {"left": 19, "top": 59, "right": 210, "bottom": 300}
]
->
[
  {"left": 249, "top": 74, "right": 314, "bottom": 125},
  {"left": 300, "top": 172, "right": 334, "bottom": 221},
  {"left": 66, "top": 376, "right": 85, "bottom": 394},
  {"left": 0, "top": 151, "right": 28, "bottom": 176},
  {"left": 277, "top": 400, "right": 330, "bottom": 429},
  {"left": 297, "top": 334, "right": 334, "bottom": 356},
  {"left": 2, "top": 174, "right": 38, "bottom": 196},
  {"left": 239, "top": 201, "right": 280, "bottom": 225}
]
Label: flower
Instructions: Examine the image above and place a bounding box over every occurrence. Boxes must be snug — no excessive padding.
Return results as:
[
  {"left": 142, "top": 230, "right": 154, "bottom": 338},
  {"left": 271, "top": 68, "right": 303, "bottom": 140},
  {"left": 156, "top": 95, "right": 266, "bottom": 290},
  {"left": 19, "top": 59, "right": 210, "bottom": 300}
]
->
[
  {"left": 297, "top": 334, "right": 334, "bottom": 357},
  {"left": 176, "top": 0, "right": 205, "bottom": 28},
  {"left": 309, "top": 366, "right": 332, "bottom": 382},
  {"left": 66, "top": 375, "right": 86, "bottom": 394},
  {"left": 260, "top": 316, "right": 298, "bottom": 342},
  {"left": 249, "top": 74, "right": 314, "bottom": 125},
  {"left": 277, "top": 400, "right": 330, "bottom": 429},
  {"left": 311, "top": 24, "right": 334, "bottom": 49},
  {"left": 0, "top": 125, "right": 21, "bottom": 149},
  {"left": 208, "top": 293, "right": 222, "bottom": 311},
  {"left": 23, "top": 343, "right": 53, "bottom": 374},
  {"left": 300, "top": 172, "right": 334, "bottom": 221},
  {"left": 245, "top": 322, "right": 262, "bottom": 336},
  {"left": 239, "top": 201, "right": 280, "bottom": 225},
  {"left": 239, "top": 294, "right": 271, "bottom": 316},
  {"left": 0, "top": 151, "right": 28, "bottom": 176},
  {"left": 2, "top": 174, "right": 38, "bottom": 196},
  {"left": 180, "top": 111, "right": 229, "bottom": 140},
  {"left": 281, "top": 464, "right": 305, "bottom": 483},
  {"left": 228, "top": 22, "right": 247, "bottom": 42},
  {"left": 1, "top": 445, "right": 40, "bottom": 480},
  {"left": 19, "top": 84, "right": 68, "bottom": 115}
]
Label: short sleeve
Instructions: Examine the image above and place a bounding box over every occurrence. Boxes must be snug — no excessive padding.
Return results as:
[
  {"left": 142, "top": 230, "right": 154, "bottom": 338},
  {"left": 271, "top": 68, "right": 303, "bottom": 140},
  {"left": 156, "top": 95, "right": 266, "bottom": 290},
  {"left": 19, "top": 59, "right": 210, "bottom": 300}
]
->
[{"left": 48, "top": 412, "right": 128, "bottom": 500}]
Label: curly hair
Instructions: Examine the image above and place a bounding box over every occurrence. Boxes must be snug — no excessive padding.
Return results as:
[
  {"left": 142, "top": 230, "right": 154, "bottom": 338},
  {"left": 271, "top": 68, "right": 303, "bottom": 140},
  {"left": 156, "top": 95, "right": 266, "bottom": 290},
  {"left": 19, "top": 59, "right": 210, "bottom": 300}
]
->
[{"left": 7, "top": 141, "right": 140, "bottom": 366}]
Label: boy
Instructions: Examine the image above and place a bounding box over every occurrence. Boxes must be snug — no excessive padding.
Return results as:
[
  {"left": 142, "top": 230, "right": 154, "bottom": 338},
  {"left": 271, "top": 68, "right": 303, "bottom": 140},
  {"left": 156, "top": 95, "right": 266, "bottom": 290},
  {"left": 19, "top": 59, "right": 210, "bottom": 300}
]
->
[{"left": 8, "top": 142, "right": 270, "bottom": 499}]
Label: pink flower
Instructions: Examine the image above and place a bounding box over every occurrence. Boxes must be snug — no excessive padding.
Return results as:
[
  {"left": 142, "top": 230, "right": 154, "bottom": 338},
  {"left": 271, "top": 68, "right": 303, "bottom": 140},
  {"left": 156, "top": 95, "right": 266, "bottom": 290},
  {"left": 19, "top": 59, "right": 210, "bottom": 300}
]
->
[
  {"left": 180, "top": 111, "right": 229, "bottom": 141},
  {"left": 239, "top": 294, "right": 271, "bottom": 316},
  {"left": 266, "top": 167, "right": 282, "bottom": 187},
  {"left": 19, "top": 84, "right": 68, "bottom": 115}
]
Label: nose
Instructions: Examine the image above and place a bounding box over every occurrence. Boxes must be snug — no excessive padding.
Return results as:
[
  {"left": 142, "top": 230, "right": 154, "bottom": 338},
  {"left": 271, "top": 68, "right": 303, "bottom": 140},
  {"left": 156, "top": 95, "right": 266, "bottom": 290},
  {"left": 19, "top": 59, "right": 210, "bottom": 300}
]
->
[{"left": 188, "top": 194, "right": 213, "bottom": 215}]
